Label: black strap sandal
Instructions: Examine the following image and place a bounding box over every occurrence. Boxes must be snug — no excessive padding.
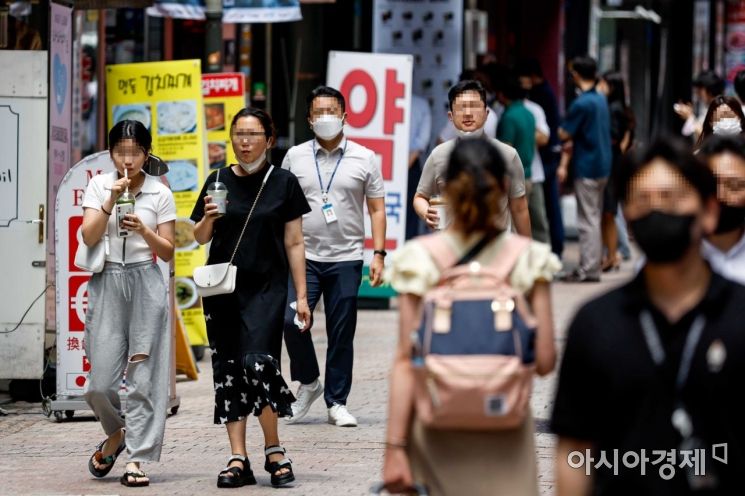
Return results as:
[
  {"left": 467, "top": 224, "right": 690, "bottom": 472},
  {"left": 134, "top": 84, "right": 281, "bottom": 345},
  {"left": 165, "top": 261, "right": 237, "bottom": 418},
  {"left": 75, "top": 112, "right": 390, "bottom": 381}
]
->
[
  {"left": 88, "top": 433, "right": 126, "bottom": 478},
  {"left": 120, "top": 470, "right": 149, "bottom": 487},
  {"left": 217, "top": 454, "right": 257, "bottom": 488},
  {"left": 264, "top": 445, "right": 295, "bottom": 487}
]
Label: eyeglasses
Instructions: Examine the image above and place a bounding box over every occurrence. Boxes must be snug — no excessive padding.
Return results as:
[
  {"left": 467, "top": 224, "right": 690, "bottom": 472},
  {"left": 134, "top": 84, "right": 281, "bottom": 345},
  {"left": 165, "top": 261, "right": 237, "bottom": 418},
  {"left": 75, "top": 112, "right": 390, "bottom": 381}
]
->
[{"left": 232, "top": 131, "right": 266, "bottom": 142}]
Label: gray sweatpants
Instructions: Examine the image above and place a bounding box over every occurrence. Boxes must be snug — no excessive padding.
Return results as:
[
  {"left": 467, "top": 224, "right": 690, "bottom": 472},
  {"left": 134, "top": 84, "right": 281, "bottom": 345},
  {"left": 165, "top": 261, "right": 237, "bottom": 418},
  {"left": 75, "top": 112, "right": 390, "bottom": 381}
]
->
[
  {"left": 84, "top": 260, "right": 170, "bottom": 463},
  {"left": 575, "top": 178, "right": 608, "bottom": 278}
]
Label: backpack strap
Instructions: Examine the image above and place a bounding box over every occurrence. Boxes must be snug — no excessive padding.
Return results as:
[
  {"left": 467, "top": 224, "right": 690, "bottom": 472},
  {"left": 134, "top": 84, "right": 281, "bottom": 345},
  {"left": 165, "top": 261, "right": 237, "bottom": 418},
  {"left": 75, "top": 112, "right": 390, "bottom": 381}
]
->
[
  {"left": 416, "top": 233, "right": 459, "bottom": 271},
  {"left": 487, "top": 234, "right": 531, "bottom": 282}
]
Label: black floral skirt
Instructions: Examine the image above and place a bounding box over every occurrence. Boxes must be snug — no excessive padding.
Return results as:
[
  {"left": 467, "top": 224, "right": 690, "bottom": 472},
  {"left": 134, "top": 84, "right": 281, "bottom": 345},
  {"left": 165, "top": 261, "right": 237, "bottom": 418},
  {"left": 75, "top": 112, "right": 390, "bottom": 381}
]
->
[
  {"left": 202, "top": 269, "right": 295, "bottom": 424},
  {"left": 211, "top": 352, "right": 295, "bottom": 424}
]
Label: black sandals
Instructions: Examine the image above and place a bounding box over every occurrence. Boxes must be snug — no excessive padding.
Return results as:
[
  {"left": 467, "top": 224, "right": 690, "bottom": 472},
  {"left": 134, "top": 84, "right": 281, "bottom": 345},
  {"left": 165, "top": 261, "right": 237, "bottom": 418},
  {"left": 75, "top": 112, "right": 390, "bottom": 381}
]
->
[
  {"left": 264, "top": 445, "right": 295, "bottom": 487},
  {"left": 88, "top": 434, "right": 126, "bottom": 478},
  {"left": 120, "top": 469, "right": 150, "bottom": 487},
  {"left": 217, "top": 454, "right": 257, "bottom": 488}
]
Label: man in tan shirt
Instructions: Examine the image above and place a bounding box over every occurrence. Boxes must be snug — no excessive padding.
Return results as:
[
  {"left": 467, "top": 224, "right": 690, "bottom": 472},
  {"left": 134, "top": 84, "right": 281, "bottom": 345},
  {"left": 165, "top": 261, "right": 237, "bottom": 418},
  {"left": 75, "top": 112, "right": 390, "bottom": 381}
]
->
[{"left": 414, "top": 80, "right": 531, "bottom": 235}]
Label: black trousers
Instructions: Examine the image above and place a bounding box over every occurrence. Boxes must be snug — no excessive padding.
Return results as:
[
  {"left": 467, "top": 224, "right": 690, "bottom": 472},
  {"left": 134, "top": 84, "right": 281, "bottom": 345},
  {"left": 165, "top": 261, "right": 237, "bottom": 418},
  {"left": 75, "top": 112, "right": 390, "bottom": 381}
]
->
[
  {"left": 406, "top": 158, "right": 423, "bottom": 240},
  {"left": 283, "top": 259, "right": 363, "bottom": 407}
]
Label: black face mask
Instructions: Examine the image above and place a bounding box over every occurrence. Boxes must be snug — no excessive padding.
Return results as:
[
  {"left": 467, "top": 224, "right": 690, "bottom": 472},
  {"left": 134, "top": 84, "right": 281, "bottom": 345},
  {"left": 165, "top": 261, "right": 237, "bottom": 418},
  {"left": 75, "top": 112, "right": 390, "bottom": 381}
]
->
[
  {"left": 630, "top": 211, "right": 696, "bottom": 264},
  {"left": 715, "top": 202, "right": 745, "bottom": 233}
]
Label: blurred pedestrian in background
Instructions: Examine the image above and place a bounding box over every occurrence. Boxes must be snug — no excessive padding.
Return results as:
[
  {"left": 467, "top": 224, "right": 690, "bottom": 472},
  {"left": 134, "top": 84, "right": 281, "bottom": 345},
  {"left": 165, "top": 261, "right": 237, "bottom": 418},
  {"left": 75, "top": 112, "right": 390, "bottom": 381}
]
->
[
  {"left": 557, "top": 56, "right": 612, "bottom": 282},
  {"left": 517, "top": 58, "right": 565, "bottom": 256},
  {"left": 695, "top": 95, "right": 745, "bottom": 149},
  {"left": 407, "top": 94, "right": 432, "bottom": 240},
  {"left": 674, "top": 70, "right": 724, "bottom": 143},
  {"left": 383, "top": 138, "right": 560, "bottom": 496},
  {"left": 596, "top": 72, "right": 635, "bottom": 272},
  {"left": 699, "top": 136, "right": 745, "bottom": 285}
]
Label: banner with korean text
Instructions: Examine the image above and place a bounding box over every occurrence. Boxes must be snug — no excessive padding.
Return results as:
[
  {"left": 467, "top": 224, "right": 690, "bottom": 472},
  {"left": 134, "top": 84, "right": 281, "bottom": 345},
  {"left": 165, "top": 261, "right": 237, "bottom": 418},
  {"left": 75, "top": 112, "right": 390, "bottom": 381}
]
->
[
  {"left": 326, "top": 51, "right": 411, "bottom": 298},
  {"left": 106, "top": 59, "right": 208, "bottom": 349},
  {"left": 202, "top": 73, "right": 245, "bottom": 171}
]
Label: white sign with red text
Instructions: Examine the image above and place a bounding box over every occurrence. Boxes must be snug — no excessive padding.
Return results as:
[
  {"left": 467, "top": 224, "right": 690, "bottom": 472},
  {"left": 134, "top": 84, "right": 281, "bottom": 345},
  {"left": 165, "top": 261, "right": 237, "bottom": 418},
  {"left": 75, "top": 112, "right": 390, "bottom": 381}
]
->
[
  {"left": 54, "top": 152, "right": 170, "bottom": 397},
  {"left": 326, "top": 51, "right": 411, "bottom": 296}
]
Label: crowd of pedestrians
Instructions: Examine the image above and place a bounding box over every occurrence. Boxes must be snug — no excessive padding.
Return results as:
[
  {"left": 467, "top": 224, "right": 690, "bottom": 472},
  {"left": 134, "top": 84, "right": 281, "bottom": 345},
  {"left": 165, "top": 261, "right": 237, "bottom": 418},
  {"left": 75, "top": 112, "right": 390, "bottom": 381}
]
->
[{"left": 76, "top": 54, "right": 745, "bottom": 496}]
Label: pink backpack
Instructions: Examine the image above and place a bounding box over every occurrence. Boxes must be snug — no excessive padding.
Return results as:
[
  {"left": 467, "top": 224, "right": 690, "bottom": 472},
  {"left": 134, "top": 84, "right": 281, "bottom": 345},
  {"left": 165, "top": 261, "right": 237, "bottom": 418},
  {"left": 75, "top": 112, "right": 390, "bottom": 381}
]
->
[{"left": 411, "top": 233, "right": 535, "bottom": 431}]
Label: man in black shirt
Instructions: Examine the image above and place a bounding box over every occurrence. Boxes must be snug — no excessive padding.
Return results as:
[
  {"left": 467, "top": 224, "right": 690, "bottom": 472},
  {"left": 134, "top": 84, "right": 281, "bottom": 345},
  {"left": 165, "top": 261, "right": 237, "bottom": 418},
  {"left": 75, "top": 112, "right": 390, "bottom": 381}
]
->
[{"left": 552, "top": 138, "right": 745, "bottom": 495}]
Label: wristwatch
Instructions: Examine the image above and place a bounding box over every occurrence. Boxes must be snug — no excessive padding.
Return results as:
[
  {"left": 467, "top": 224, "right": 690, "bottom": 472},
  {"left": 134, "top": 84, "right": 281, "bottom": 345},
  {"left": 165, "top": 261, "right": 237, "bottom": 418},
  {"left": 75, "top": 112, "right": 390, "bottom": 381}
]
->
[{"left": 373, "top": 249, "right": 387, "bottom": 258}]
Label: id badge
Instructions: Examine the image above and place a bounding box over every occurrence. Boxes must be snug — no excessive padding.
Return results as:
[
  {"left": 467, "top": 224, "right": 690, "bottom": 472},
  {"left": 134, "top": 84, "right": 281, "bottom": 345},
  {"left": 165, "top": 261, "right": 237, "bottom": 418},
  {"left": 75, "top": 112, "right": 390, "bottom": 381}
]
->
[{"left": 322, "top": 203, "right": 338, "bottom": 224}]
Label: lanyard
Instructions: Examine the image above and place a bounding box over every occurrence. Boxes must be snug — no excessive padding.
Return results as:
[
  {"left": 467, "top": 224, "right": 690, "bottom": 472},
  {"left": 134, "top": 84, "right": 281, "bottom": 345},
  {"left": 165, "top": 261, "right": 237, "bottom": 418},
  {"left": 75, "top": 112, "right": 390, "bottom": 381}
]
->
[
  {"left": 312, "top": 140, "right": 346, "bottom": 203},
  {"left": 638, "top": 310, "right": 706, "bottom": 439}
]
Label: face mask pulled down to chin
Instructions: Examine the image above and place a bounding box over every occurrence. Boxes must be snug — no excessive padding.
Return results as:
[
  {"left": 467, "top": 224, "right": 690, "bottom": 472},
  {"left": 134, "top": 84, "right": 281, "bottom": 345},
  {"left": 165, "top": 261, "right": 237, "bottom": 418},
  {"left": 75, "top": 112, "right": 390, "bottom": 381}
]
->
[
  {"left": 455, "top": 126, "right": 485, "bottom": 139},
  {"left": 629, "top": 210, "right": 697, "bottom": 264},
  {"left": 312, "top": 115, "right": 344, "bottom": 140},
  {"left": 237, "top": 150, "right": 266, "bottom": 174}
]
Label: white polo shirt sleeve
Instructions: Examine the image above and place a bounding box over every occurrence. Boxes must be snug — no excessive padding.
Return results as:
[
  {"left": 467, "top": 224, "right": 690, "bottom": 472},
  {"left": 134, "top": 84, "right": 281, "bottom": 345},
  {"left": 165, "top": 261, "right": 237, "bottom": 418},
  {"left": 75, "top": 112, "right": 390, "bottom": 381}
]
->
[
  {"left": 364, "top": 152, "right": 385, "bottom": 199},
  {"left": 156, "top": 185, "right": 177, "bottom": 224},
  {"left": 82, "top": 174, "right": 107, "bottom": 211}
]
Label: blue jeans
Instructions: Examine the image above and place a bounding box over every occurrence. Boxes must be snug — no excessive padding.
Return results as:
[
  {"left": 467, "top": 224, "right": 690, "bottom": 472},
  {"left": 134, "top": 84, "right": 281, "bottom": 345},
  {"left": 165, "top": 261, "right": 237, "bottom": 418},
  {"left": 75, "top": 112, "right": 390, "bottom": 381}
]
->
[
  {"left": 542, "top": 155, "right": 565, "bottom": 257},
  {"left": 283, "top": 260, "right": 363, "bottom": 407}
]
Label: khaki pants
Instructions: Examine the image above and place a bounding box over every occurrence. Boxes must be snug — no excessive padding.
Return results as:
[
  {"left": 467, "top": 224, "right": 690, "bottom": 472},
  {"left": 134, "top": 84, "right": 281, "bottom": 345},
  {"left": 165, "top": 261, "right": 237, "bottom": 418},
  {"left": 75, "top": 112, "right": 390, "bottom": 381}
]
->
[{"left": 574, "top": 178, "right": 608, "bottom": 278}]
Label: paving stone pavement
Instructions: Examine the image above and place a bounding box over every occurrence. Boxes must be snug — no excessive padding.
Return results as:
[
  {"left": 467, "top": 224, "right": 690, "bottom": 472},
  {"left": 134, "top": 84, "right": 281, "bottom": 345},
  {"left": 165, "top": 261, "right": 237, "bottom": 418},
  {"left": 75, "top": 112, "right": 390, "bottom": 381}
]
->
[{"left": 0, "top": 244, "right": 635, "bottom": 496}]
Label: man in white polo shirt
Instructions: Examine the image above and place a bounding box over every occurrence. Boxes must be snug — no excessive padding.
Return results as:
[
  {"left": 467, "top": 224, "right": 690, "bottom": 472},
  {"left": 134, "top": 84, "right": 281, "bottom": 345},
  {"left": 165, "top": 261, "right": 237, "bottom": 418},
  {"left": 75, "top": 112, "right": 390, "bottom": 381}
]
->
[
  {"left": 413, "top": 80, "right": 531, "bottom": 235},
  {"left": 282, "top": 86, "right": 387, "bottom": 427}
]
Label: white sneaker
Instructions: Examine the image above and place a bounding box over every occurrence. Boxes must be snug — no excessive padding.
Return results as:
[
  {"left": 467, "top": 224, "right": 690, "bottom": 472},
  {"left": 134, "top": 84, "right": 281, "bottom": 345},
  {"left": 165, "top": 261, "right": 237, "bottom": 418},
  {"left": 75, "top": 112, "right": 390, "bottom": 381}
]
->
[
  {"left": 327, "top": 404, "right": 357, "bottom": 427},
  {"left": 287, "top": 379, "right": 323, "bottom": 423}
]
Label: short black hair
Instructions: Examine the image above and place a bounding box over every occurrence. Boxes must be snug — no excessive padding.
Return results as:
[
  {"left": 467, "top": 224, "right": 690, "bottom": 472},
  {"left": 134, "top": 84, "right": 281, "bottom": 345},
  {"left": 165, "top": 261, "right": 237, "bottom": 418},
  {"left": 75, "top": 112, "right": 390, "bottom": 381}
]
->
[
  {"left": 619, "top": 137, "right": 717, "bottom": 203},
  {"left": 230, "top": 107, "right": 276, "bottom": 142},
  {"left": 698, "top": 134, "right": 745, "bottom": 163},
  {"left": 306, "top": 86, "right": 346, "bottom": 117},
  {"left": 734, "top": 69, "right": 745, "bottom": 103},
  {"left": 693, "top": 70, "right": 725, "bottom": 97},
  {"left": 447, "top": 80, "right": 487, "bottom": 110},
  {"left": 515, "top": 58, "right": 543, "bottom": 79},
  {"left": 499, "top": 72, "right": 528, "bottom": 101},
  {"left": 569, "top": 55, "right": 597, "bottom": 81},
  {"left": 109, "top": 120, "right": 152, "bottom": 153}
]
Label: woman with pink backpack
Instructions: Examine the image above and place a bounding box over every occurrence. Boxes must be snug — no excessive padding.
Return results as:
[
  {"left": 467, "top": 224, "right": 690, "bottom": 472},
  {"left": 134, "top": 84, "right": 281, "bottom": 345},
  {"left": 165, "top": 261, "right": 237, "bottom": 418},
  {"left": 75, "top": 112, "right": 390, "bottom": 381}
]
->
[{"left": 381, "top": 138, "right": 561, "bottom": 495}]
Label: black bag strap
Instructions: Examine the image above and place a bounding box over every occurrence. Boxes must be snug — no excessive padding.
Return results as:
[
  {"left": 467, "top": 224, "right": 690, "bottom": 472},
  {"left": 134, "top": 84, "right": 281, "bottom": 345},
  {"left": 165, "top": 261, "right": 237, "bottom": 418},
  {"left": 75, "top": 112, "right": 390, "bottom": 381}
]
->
[{"left": 454, "top": 230, "right": 501, "bottom": 267}]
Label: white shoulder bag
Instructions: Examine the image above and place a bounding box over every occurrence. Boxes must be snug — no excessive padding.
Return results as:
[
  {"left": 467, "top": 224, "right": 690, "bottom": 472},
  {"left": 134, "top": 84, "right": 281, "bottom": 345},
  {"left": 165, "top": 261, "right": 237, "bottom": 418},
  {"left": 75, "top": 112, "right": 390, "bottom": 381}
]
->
[
  {"left": 193, "top": 166, "right": 273, "bottom": 298},
  {"left": 74, "top": 233, "right": 110, "bottom": 273}
]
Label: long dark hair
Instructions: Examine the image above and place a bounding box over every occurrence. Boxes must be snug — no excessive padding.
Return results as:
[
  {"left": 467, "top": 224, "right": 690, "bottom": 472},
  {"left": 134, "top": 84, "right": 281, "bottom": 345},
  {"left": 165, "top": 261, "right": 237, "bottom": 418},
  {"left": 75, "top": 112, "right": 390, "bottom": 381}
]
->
[
  {"left": 697, "top": 95, "right": 745, "bottom": 148},
  {"left": 601, "top": 72, "right": 626, "bottom": 106},
  {"left": 444, "top": 138, "right": 507, "bottom": 236}
]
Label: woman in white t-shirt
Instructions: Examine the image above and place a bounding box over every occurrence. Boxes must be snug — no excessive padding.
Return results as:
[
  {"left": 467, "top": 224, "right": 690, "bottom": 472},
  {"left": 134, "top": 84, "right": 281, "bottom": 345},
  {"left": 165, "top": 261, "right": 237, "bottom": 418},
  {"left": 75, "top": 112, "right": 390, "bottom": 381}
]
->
[{"left": 81, "top": 120, "right": 176, "bottom": 488}]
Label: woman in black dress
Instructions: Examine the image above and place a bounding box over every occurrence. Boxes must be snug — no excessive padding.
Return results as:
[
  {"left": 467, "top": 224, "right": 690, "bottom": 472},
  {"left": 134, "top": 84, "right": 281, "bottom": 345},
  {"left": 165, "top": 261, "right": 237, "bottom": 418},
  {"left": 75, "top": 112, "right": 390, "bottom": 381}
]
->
[
  {"left": 597, "top": 72, "right": 634, "bottom": 271},
  {"left": 191, "top": 108, "right": 311, "bottom": 488}
]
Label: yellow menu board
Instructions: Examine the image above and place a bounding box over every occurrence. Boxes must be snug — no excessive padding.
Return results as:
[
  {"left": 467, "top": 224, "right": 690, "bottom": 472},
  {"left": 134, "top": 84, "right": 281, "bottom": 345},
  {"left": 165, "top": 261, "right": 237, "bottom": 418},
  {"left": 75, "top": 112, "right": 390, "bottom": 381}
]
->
[
  {"left": 202, "top": 73, "right": 246, "bottom": 171},
  {"left": 106, "top": 59, "right": 208, "bottom": 348}
]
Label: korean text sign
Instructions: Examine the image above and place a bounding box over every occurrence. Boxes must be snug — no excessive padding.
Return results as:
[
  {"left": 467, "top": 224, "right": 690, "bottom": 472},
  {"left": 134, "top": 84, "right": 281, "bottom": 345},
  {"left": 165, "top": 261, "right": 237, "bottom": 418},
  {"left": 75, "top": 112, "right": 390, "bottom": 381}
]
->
[
  {"left": 202, "top": 73, "right": 246, "bottom": 171},
  {"left": 326, "top": 51, "right": 412, "bottom": 297}
]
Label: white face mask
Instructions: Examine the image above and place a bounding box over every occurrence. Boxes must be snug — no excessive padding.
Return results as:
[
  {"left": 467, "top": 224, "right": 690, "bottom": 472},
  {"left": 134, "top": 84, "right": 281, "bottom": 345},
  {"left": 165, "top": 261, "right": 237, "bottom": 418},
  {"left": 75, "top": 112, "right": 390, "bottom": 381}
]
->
[
  {"left": 713, "top": 118, "right": 742, "bottom": 136},
  {"left": 312, "top": 114, "right": 344, "bottom": 140},
  {"left": 455, "top": 126, "right": 485, "bottom": 139},
  {"left": 237, "top": 150, "right": 266, "bottom": 174}
]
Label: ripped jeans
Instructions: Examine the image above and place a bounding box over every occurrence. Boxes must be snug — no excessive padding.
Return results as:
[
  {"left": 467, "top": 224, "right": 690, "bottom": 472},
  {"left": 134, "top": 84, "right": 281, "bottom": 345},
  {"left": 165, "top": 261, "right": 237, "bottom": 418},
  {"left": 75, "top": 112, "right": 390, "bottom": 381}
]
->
[{"left": 84, "top": 260, "right": 170, "bottom": 463}]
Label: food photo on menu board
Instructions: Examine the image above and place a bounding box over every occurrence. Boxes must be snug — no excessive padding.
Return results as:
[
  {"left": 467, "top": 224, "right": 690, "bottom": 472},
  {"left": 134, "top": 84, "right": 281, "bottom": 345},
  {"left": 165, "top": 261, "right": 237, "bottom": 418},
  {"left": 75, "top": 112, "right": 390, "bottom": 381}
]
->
[
  {"left": 112, "top": 103, "right": 151, "bottom": 130},
  {"left": 205, "top": 103, "right": 226, "bottom": 131},
  {"left": 157, "top": 100, "right": 198, "bottom": 135},
  {"left": 165, "top": 159, "right": 199, "bottom": 192},
  {"left": 208, "top": 142, "right": 227, "bottom": 169}
]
